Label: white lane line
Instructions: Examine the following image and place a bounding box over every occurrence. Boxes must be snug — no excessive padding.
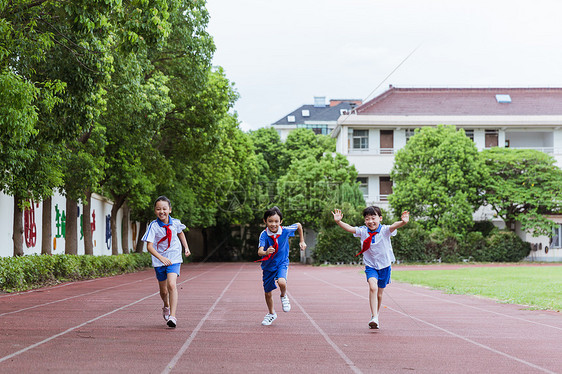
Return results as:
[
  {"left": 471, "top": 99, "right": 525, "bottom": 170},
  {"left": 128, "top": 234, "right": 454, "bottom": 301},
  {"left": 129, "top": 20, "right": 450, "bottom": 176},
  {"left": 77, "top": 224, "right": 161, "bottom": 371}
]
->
[
  {"left": 304, "top": 272, "right": 557, "bottom": 374},
  {"left": 0, "top": 277, "right": 153, "bottom": 317},
  {"left": 288, "top": 292, "right": 363, "bottom": 374},
  {"left": 394, "top": 285, "right": 562, "bottom": 331},
  {"left": 325, "top": 269, "right": 562, "bottom": 330},
  {"left": 0, "top": 263, "right": 223, "bottom": 317},
  {"left": 0, "top": 267, "right": 213, "bottom": 364},
  {"left": 161, "top": 265, "right": 244, "bottom": 374}
]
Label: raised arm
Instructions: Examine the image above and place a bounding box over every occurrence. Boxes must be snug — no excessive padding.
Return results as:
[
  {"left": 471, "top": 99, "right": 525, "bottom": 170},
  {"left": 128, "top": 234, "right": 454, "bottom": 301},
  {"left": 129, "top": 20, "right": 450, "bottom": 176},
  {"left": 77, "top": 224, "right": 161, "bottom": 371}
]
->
[
  {"left": 389, "top": 211, "right": 409, "bottom": 233},
  {"left": 332, "top": 209, "right": 357, "bottom": 234}
]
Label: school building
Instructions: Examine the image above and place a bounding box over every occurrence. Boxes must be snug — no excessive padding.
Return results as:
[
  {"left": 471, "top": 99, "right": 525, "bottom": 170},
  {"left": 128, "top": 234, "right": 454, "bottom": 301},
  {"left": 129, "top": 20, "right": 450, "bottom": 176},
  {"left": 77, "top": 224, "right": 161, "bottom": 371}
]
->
[
  {"left": 331, "top": 86, "right": 562, "bottom": 262},
  {"left": 272, "top": 96, "right": 362, "bottom": 140}
]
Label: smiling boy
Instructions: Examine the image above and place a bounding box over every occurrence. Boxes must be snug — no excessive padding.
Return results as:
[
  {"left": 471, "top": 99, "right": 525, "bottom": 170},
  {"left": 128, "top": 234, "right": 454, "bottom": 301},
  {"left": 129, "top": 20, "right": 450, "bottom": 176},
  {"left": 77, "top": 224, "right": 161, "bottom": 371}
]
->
[
  {"left": 332, "top": 206, "right": 409, "bottom": 329},
  {"left": 257, "top": 206, "right": 306, "bottom": 326}
]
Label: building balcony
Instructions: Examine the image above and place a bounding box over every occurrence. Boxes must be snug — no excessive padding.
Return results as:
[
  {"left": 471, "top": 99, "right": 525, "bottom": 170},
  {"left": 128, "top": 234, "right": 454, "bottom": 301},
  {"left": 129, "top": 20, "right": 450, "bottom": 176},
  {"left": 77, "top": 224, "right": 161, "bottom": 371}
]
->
[{"left": 348, "top": 148, "right": 397, "bottom": 155}]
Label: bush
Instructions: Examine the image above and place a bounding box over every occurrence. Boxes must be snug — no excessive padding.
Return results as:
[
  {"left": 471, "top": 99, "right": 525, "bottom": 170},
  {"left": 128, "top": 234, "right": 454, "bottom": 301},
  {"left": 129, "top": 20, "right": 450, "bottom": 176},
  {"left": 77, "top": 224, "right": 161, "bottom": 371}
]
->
[
  {"left": 313, "top": 226, "right": 361, "bottom": 264},
  {"left": 0, "top": 252, "right": 152, "bottom": 292},
  {"left": 392, "top": 224, "right": 431, "bottom": 262},
  {"left": 476, "top": 230, "right": 531, "bottom": 262},
  {"left": 458, "top": 231, "right": 487, "bottom": 260},
  {"left": 312, "top": 218, "right": 532, "bottom": 264}
]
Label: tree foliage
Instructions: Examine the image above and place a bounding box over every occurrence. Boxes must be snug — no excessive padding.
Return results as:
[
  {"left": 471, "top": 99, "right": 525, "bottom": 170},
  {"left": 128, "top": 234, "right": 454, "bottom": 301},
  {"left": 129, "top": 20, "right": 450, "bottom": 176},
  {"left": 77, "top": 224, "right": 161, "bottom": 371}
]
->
[
  {"left": 390, "top": 125, "right": 487, "bottom": 234},
  {"left": 277, "top": 153, "right": 363, "bottom": 228},
  {"left": 480, "top": 148, "right": 562, "bottom": 236}
]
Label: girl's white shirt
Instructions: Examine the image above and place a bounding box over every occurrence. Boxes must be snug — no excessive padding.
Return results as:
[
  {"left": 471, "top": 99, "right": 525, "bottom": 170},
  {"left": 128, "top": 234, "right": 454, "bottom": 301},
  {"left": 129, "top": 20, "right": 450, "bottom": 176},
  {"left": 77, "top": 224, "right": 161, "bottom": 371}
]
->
[{"left": 142, "top": 217, "right": 186, "bottom": 267}]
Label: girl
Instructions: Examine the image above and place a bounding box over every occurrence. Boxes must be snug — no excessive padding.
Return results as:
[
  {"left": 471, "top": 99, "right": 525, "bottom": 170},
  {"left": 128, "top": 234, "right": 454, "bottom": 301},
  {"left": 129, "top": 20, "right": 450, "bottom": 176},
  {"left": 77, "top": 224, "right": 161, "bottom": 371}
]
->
[{"left": 142, "top": 196, "right": 190, "bottom": 328}]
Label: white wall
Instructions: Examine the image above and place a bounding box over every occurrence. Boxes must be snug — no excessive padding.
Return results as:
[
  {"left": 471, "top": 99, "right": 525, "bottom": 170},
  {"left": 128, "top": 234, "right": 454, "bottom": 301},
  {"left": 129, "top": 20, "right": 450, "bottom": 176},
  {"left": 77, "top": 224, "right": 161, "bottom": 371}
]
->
[{"left": 0, "top": 192, "right": 140, "bottom": 258}]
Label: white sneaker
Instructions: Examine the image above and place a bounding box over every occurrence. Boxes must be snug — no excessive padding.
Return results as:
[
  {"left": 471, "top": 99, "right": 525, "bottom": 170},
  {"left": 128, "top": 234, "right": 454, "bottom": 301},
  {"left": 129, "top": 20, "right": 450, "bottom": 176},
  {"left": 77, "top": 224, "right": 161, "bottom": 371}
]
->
[
  {"left": 167, "top": 316, "right": 177, "bottom": 328},
  {"left": 281, "top": 295, "right": 291, "bottom": 312},
  {"left": 261, "top": 313, "right": 277, "bottom": 326},
  {"left": 162, "top": 307, "right": 170, "bottom": 321},
  {"left": 369, "top": 315, "right": 379, "bottom": 329}
]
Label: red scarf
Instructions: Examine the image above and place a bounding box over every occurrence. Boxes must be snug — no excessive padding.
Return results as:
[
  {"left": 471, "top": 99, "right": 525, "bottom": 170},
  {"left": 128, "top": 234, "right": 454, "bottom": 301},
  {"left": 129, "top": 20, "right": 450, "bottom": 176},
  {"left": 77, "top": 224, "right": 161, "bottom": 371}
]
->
[
  {"left": 355, "top": 227, "right": 380, "bottom": 257},
  {"left": 157, "top": 219, "right": 172, "bottom": 251},
  {"left": 256, "top": 233, "right": 280, "bottom": 262}
]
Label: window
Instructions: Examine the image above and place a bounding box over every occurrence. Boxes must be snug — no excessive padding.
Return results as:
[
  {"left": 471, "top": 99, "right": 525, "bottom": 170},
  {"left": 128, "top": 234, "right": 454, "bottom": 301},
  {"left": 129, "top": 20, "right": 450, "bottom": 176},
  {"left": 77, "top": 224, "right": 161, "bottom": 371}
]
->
[
  {"left": 379, "top": 176, "right": 392, "bottom": 201},
  {"left": 485, "top": 130, "right": 498, "bottom": 148},
  {"left": 405, "top": 128, "right": 417, "bottom": 142},
  {"left": 297, "top": 123, "right": 329, "bottom": 135},
  {"left": 464, "top": 129, "right": 474, "bottom": 141},
  {"left": 380, "top": 130, "right": 393, "bottom": 154},
  {"left": 357, "top": 177, "right": 368, "bottom": 197},
  {"left": 351, "top": 129, "right": 369, "bottom": 149},
  {"left": 552, "top": 224, "right": 562, "bottom": 248}
]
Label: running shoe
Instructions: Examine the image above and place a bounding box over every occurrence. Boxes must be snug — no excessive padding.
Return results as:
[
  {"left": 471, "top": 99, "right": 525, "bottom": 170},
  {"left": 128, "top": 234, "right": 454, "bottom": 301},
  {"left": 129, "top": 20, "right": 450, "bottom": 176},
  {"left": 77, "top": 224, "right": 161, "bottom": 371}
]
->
[
  {"left": 162, "top": 307, "right": 170, "bottom": 321},
  {"left": 261, "top": 313, "right": 277, "bottom": 326},
  {"left": 281, "top": 295, "right": 291, "bottom": 312},
  {"left": 167, "top": 316, "right": 177, "bottom": 328},
  {"left": 369, "top": 315, "right": 379, "bottom": 329}
]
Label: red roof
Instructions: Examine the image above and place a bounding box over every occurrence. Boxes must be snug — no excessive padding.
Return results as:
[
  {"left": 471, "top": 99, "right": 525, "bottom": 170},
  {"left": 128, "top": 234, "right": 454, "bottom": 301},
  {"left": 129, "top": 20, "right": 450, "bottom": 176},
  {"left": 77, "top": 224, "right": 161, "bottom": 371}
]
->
[{"left": 356, "top": 86, "right": 562, "bottom": 115}]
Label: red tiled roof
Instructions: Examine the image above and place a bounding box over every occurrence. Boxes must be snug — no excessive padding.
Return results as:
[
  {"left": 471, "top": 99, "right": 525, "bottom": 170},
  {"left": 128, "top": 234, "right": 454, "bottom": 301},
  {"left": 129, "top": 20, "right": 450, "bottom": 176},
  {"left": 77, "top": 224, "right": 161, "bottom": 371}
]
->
[{"left": 356, "top": 86, "right": 562, "bottom": 115}]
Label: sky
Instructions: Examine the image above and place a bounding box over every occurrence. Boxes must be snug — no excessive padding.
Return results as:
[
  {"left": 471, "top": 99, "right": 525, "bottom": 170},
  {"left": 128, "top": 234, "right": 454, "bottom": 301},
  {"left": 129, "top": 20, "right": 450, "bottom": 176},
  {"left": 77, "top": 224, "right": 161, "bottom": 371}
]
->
[{"left": 206, "top": 0, "right": 562, "bottom": 131}]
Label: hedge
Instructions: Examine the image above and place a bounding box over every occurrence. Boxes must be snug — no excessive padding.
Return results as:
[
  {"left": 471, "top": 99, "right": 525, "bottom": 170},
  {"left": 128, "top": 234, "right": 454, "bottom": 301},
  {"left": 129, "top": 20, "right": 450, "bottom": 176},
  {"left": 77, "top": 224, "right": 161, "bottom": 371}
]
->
[
  {"left": 314, "top": 221, "right": 531, "bottom": 264},
  {"left": 0, "top": 252, "right": 152, "bottom": 292}
]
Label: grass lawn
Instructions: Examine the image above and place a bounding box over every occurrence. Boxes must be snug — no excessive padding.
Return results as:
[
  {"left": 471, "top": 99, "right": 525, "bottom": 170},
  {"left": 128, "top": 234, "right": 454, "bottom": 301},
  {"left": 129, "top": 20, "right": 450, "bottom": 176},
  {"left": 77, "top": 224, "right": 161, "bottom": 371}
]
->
[{"left": 392, "top": 265, "right": 562, "bottom": 312}]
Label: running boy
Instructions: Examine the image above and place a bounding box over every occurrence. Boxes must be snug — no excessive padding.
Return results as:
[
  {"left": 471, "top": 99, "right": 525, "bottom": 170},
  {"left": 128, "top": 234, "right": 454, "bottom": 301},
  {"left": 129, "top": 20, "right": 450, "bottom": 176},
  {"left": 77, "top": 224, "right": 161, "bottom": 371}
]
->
[
  {"left": 142, "top": 196, "right": 191, "bottom": 328},
  {"left": 332, "top": 206, "right": 409, "bottom": 329},
  {"left": 257, "top": 206, "right": 307, "bottom": 326}
]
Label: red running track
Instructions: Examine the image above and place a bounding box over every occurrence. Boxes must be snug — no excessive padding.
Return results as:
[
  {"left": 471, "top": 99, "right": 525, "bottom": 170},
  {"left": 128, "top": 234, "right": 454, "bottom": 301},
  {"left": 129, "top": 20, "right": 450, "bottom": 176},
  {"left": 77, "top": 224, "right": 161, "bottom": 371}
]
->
[{"left": 0, "top": 263, "right": 560, "bottom": 374}]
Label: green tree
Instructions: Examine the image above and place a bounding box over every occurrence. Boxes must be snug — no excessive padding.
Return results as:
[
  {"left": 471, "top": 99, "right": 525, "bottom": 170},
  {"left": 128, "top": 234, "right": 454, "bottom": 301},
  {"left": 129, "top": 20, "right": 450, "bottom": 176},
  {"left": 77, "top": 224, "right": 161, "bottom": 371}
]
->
[
  {"left": 248, "top": 127, "right": 285, "bottom": 180},
  {"left": 277, "top": 153, "right": 363, "bottom": 228},
  {"left": 480, "top": 148, "right": 562, "bottom": 236},
  {"left": 390, "top": 125, "right": 487, "bottom": 234},
  {"left": 1, "top": 1, "right": 68, "bottom": 256},
  {"left": 281, "top": 128, "right": 335, "bottom": 169}
]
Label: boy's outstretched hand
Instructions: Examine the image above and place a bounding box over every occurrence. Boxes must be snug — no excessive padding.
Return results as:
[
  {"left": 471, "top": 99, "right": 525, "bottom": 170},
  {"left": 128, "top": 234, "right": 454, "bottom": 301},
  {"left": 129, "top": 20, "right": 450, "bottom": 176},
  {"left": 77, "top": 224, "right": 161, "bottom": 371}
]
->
[
  {"left": 401, "top": 211, "right": 410, "bottom": 223},
  {"left": 332, "top": 209, "right": 343, "bottom": 223}
]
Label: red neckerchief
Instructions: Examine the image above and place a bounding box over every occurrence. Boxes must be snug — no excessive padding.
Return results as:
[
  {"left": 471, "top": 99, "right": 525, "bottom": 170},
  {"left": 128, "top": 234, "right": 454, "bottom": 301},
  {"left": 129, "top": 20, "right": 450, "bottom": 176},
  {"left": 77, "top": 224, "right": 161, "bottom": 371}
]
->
[
  {"left": 256, "top": 229, "right": 281, "bottom": 262},
  {"left": 157, "top": 218, "right": 172, "bottom": 251},
  {"left": 355, "top": 226, "right": 381, "bottom": 257}
]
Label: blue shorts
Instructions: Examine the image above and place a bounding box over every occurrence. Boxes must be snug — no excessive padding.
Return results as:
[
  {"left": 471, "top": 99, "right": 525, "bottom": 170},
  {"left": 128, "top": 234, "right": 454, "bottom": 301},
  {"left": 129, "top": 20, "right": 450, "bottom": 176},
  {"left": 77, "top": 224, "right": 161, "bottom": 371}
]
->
[
  {"left": 365, "top": 266, "right": 391, "bottom": 288},
  {"left": 154, "top": 263, "right": 181, "bottom": 282},
  {"left": 262, "top": 264, "right": 288, "bottom": 293}
]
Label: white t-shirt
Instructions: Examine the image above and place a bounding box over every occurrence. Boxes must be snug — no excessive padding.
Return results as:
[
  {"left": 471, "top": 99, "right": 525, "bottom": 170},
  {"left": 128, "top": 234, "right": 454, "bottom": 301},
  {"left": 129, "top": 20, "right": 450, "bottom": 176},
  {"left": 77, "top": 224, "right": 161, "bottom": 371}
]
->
[
  {"left": 142, "top": 217, "right": 186, "bottom": 267},
  {"left": 353, "top": 224, "right": 396, "bottom": 270}
]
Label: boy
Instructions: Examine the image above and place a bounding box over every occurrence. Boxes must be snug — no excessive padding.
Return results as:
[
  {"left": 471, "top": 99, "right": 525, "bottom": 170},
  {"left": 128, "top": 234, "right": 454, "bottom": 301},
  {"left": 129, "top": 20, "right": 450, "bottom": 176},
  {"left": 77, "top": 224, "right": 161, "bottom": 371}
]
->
[
  {"left": 257, "top": 206, "right": 306, "bottom": 326},
  {"left": 332, "top": 206, "right": 409, "bottom": 329}
]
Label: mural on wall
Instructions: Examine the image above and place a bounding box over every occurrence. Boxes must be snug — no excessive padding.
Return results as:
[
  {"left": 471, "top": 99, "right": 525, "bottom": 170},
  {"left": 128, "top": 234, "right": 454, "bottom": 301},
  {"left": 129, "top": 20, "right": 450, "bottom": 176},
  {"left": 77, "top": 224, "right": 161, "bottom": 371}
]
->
[
  {"left": 53, "top": 204, "right": 66, "bottom": 250},
  {"left": 24, "top": 200, "right": 38, "bottom": 248},
  {"left": 91, "top": 210, "right": 96, "bottom": 247},
  {"left": 105, "top": 214, "right": 111, "bottom": 250}
]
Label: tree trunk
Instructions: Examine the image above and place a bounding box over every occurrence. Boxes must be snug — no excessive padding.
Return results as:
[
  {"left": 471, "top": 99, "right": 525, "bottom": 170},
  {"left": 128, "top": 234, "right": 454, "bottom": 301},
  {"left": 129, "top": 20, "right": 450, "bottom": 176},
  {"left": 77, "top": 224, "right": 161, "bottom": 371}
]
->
[
  {"left": 65, "top": 198, "right": 78, "bottom": 254},
  {"left": 83, "top": 191, "right": 93, "bottom": 255},
  {"left": 13, "top": 196, "right": 24, "bottom": 256},
  {"left": 110, "top": 195, "right": 126, "bottom": 255},
  {"left": 41, "top": 196, "right": 52, "bottom": 255},
  {"left": 121, "top": 201, "right": 129, "bottom": 254},
  {"left": 135, "top": 221, "right": 147, "bottom": 253}
]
